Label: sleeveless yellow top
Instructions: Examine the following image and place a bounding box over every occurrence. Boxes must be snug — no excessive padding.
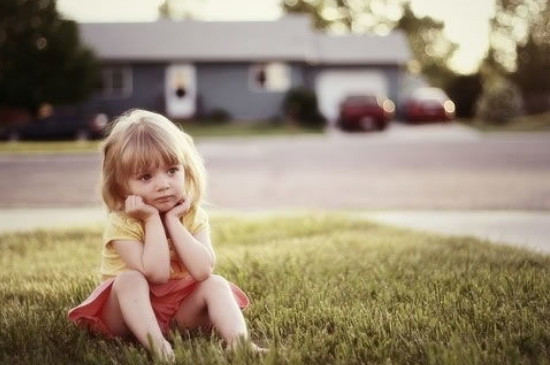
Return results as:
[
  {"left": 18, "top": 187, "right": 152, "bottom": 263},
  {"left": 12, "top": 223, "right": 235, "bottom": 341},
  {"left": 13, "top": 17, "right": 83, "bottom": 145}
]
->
[{"left": 99, "top": 207, "right": 209, "bottom": 281}]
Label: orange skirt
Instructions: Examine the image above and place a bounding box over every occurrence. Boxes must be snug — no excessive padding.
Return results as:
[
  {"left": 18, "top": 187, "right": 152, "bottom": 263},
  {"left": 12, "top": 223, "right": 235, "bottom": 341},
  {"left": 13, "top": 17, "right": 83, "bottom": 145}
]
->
[{"left": 68, "top": 276, "right": 249, "bottom": 337}]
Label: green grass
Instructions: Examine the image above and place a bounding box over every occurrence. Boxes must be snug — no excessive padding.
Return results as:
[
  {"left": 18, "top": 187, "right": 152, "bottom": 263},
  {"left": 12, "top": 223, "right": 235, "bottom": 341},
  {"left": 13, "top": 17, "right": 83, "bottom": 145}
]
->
[
  {"left": 463, "top": 112, "right": 550, "bottom": 132},
  {"left": 1, "top": 214, "right": 550, "bottom": 365},
  {"left": 0, "top": 122, "right": 322, "bottom": 155},
  {"left": 177, "top": 121, "right": 323, "bottom": 138},
  {"left": 0, "top": 140, "right": 102, "bottom": 155}
]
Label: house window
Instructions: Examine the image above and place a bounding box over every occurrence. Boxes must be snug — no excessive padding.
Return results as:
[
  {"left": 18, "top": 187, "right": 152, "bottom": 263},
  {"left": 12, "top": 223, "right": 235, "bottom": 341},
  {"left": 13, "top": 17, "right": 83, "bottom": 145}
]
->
[
  {"left": 98, "top": 66, "right": 132, "bottom": 98},
  {"left": 250, "top": 62, "right": 290, "bottom": 92}
]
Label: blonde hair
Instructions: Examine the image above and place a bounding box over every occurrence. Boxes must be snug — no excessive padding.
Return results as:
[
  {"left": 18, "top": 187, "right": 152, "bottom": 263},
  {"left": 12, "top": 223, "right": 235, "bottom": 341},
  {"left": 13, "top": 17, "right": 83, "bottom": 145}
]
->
[{"left": 100, "top": 109, "right": 206, "bottom": 213}]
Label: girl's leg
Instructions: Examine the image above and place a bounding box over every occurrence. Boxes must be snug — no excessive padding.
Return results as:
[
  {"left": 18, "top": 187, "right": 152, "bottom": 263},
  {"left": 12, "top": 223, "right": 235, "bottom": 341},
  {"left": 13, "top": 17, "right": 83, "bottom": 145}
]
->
[
  {"left": 101, "top": 270, "right": 174, "bottom": 360},
  {"left": 173, "top": 275, "right": 248, "bottom": 345}
]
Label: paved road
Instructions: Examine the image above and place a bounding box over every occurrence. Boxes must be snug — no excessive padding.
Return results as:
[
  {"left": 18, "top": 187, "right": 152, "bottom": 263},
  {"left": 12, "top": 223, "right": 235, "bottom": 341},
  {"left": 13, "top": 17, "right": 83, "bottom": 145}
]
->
[
  {"left": 1, "top": 123, "right": 549, "bottom": 210},
  {"left": 1, "top": 123, "right": 549, "bottom": 254}
]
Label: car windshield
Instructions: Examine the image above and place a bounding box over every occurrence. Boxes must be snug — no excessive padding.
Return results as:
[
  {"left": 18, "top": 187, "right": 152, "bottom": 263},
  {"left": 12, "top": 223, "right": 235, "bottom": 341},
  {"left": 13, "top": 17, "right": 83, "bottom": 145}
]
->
[
  {"left": 410, "top": 88, "right": 448, "bottom": 101},
  {"left": 345, "top": 95, "right": 379, "bottom": 105}
]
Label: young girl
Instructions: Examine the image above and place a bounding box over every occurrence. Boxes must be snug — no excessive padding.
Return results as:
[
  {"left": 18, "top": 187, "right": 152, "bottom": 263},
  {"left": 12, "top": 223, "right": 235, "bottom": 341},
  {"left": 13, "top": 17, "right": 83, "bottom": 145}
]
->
[{"left": 68, "top": 109, "right": 261, "bottom": 360}]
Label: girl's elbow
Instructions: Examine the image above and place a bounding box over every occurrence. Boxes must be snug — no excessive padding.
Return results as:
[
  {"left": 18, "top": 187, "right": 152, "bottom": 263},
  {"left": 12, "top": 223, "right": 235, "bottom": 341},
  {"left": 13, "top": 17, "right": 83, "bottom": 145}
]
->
[{"left": 191, "top": 266, "right": 214, "bottom": 282}]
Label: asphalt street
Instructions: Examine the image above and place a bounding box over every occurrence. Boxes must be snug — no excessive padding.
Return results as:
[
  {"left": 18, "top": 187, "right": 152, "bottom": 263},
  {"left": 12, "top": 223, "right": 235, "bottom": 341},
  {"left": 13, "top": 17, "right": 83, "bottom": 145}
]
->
[{"left": 0, "top": 122, "right": 549, "bottom": 254}]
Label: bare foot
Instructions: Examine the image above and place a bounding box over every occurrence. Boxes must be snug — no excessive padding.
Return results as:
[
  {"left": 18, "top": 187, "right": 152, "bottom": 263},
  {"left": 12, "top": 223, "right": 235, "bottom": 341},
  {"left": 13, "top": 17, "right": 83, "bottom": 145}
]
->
[
  {"left": 153, "top": 339, "right": 175, "bottom": 363},
  {"left": 249, "top": 342, "right": 269, "bottom": 354},
  {"left": 225, "top": 338, "right": 268, "bottom": 355}
]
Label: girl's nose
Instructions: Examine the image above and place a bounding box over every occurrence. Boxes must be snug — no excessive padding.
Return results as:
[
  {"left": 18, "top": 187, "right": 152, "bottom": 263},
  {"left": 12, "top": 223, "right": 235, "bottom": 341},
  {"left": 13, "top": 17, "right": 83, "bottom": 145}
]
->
[{"left": 156, "top": 176, "right": 170, "bottom": 190}]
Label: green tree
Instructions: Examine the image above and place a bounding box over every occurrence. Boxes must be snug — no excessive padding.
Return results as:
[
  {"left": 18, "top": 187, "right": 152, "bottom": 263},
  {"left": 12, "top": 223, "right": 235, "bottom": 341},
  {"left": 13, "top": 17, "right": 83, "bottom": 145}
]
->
[
  {"left": 487, "top": 0, "right": 548, "bottom": 72},
  {"left": 282, "top": 87, "right": 326, "bottom": 129},
  {"left": 475, "top": 75, "right": 523, "bottom": 124},
  {"left": 485, "top": 0, "right": 550, "bottom": 112},
  {"left": 514, "top": 34, "right": 550, "bottom": 94},
  {"left": 445, "top": 73, "right": 483, "bottom": 118},
  {"left": 157, "top": 0, "right": 205, "bottom": 20},
  {"left": 280, "top": 0, "right": 458, "bottom": 86},
  {"left": 281, "top": 0, "right": 402, "bottom": 33},
  {"left": 395, "top": 3, "right": 457, "bottom": 88},
  {"left": 513, "top": 34, "right": 550, "bottom": 112},
  {"left": 0, "top": 0, "right": 98, "bottom": 113}
]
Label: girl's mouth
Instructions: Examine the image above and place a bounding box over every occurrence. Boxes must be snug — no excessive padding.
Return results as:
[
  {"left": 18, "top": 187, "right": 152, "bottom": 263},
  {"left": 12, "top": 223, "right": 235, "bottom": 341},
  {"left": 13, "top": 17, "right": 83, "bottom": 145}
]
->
[{"left": 155, "top": 195, "right": 173, "bottom": 203}]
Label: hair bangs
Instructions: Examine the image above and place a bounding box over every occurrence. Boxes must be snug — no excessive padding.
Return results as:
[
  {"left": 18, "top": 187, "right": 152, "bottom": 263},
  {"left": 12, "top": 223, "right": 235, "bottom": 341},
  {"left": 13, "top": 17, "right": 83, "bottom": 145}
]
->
[{"left": 118, "top": 123, "right": 182, "bottom": 178}]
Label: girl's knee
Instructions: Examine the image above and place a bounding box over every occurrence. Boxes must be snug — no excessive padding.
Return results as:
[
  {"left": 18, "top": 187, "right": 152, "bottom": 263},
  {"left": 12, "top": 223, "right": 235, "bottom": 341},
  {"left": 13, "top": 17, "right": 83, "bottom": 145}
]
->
[
  {"left": 113, "top": 270, "right": 149, "bottom": 293},
  {"left": 203, "top": 274, "right": 231, "bottom": 292}
]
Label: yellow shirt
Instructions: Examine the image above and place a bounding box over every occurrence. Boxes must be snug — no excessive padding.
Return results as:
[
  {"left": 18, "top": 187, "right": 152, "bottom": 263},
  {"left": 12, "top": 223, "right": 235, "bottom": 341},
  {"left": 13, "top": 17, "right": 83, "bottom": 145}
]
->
[{"left": 99, "top": 207, "right": 209, "bottom": 281}]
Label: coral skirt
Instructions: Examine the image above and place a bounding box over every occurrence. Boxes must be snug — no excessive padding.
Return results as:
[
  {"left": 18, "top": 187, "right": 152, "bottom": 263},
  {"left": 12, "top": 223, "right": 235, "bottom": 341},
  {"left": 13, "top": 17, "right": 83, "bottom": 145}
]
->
[{"left": 68, "top": 276, "right": 249, "bottom": 337}]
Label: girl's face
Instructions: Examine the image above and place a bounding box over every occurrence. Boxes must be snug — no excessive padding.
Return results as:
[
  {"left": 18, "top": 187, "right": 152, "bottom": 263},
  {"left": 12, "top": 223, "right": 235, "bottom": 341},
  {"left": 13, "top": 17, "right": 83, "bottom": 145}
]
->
[{"left": 126, "top": 162, "right": 186, "bottom": 212}]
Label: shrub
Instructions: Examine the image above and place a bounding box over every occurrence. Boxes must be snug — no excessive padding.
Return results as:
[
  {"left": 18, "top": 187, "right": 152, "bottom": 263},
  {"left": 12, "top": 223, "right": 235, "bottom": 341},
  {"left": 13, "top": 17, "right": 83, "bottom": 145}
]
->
[
  {"left": 282, "top": 87, "right": 326, "bottom": 129},
  {"left": 444, "top": 73, "right": 483, "bottom": 119},
  {"left": 206, "top": 108, "right": 231, "bottom": 123},
  {"left": 475, "top": 77, "right": 523, "bottom": 125}
]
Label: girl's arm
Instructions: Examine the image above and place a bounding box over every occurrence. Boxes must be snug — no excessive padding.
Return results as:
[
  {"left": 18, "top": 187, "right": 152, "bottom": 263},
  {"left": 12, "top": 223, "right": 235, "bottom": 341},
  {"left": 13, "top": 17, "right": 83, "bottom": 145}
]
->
[
  {"left": 112, "top": 195, "right": 171, "bottom": 284},
  {"left": 164, "top": 203, "right": 216, "bottom": 281}
]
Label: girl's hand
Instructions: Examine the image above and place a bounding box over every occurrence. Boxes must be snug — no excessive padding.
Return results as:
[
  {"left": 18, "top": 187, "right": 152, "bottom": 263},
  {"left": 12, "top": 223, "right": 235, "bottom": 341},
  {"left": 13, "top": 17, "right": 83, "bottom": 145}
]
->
[
  {"left": 165, "top": 197, "right": 191, "bottom": 220},
  {"left": 125, "top": 195, "right": 159, "bottom": 221}
]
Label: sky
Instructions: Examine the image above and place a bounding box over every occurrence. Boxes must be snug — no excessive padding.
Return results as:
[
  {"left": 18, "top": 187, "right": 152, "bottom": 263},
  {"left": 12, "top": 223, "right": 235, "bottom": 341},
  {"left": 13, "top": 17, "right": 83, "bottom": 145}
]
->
[{"left": 56, "top": 0, "right": 495, "bottom": 74}]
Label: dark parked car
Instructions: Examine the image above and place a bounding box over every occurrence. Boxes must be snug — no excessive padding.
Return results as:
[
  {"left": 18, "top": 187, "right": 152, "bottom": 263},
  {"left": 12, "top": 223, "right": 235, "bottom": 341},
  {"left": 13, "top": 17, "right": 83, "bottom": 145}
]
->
[
  {"left": 0, "top": 113, "right": 108, "bottom": 141},
  {"left": 403, "top": 87, "right": 455, "bottom": 123},
  {"left": 337, "top": 94, "right": 395, "bottom": 132}
]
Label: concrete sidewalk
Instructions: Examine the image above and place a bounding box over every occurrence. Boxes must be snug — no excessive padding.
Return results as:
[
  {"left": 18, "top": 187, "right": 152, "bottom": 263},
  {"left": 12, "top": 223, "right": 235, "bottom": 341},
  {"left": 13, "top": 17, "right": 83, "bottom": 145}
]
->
[
  {"left": 361, "top": 210, "right": 550, "bottom": 255},
  {"left": 0, "top": 207, "right": 548, "bottom": 255}
]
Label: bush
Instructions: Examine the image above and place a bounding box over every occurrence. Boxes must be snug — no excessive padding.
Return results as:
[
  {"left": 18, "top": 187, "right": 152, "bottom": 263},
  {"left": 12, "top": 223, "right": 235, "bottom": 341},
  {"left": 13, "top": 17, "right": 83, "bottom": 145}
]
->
[
  {"left": 206, "top": 108, "right": 231, "bottom": 123},
  {"left": 475, "top": 78, "right": 523, "bottom": 125},
  {"left": 444, "top": 73, "right": 483, "bottom": 119},
  {"left": 282, "top": 87, "right": 326, "bottom": 129}
]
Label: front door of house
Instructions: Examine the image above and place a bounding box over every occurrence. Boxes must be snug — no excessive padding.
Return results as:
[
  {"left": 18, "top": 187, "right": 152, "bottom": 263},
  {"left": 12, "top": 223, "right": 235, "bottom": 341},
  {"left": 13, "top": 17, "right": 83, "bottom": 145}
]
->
[{"left": 165, "top": 64, "right": 196, "bottom": 118}]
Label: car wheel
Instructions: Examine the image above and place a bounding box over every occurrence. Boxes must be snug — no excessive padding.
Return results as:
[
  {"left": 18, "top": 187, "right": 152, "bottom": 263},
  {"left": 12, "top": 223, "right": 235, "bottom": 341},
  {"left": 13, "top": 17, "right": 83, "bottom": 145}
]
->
[
  {"left": 360, "top": 117, "right": 375, "bottom": 131},
  {"left": 75, "top": 130, "right": 90, "bottom": 141},
  {"left": 375, "top": 121, "right": 388, "bottom": 131}
]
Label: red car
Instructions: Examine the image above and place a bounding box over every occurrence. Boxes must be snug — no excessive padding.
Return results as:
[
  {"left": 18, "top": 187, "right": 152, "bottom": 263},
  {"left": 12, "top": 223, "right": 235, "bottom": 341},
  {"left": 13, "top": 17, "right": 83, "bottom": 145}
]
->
[
  {"left": 403, "top": 87, "right": 455, "bottom": 123},
  {"left": 337, "top": 94, "right": 395, "bottom": 132}
]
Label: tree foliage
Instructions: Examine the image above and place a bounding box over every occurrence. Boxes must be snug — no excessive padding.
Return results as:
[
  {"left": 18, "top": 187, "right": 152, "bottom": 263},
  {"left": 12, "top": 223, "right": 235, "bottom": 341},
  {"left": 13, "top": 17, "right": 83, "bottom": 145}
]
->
[
  {"left": 0, "top": 0, "right": 98, "bottom": 112},
  {"left": 281, "top": 0, "right": 458, "bottom": 86},
  {"left": 475, "top": 76, "right": 523, "bottom": 124},
  {"left": 514, "top": 34, "right": 550, "bottom": 94},
  {"left": 395, "top": 3, "right": 457, "bottom": 87},
  {"left": 488, "top": 0, "right": 548, "bottom": 71},
  {"left": 282, "top": 87, "right": 326, "bottom": 129},
  {"left": 445, "top": 73, "right": 483, "bottom": 118},
  {"left": 157, "top": 0, "right": 204, "bottom": 20},
  {"left": 281, "top": 0, "right": 402, "bottom": 33},
  {"left": 485, "top": 0, "right": 550, "bottom": 111}
]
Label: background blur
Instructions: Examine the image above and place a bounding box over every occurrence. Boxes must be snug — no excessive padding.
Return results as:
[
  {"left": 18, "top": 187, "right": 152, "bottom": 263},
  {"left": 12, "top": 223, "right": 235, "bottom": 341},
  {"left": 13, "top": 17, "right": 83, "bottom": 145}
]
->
[
  {"left": 1, "top": 0, "right": 549, "bottom": 125},
  {"left": 0, "top": 0, "right": 549, "bottom": 238}
]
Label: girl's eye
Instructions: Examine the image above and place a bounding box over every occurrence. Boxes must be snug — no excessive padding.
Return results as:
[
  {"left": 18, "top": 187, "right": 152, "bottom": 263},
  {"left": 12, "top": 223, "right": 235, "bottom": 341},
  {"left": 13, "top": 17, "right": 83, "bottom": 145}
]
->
[
  {"left": 139, "top": 174, "right": 152, "bottom": 181},
  {"left": 168, "top": 167, "right": 179, "bottom": 174}
]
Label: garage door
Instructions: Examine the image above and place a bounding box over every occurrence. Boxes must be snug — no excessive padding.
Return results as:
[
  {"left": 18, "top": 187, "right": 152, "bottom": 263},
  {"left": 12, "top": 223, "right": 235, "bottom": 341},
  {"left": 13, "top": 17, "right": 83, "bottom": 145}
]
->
[{"left": 315, "top": 70, "right": 388, "bottom": 123}]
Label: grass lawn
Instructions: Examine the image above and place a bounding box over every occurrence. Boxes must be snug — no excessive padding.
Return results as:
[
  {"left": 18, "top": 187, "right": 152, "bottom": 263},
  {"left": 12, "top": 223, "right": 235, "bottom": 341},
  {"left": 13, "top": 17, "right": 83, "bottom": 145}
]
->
[
  {"left": 177, "top": 121, "right": 323, "bottom": 138},
  {"left": 1, "top": 214, "right": 549, "bottom": 365},
  {"left": 462, "top": 111, "right": 550, "bottom": 132},
  {"left": 0, "top": 140, "right": 102, "bottom": 155},
  {"left": 0, "top": 122, "right": 322, "bottom": 155}
]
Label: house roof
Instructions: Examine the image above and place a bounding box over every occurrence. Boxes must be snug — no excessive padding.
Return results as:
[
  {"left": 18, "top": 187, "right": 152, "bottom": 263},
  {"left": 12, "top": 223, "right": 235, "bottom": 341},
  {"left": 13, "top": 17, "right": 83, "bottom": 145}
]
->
[
  {"left": 312, "top": 32, "right": 411, "bottom": 64},
  {"left": 79, "top": 15, "right": 411, "bottom": 65}
]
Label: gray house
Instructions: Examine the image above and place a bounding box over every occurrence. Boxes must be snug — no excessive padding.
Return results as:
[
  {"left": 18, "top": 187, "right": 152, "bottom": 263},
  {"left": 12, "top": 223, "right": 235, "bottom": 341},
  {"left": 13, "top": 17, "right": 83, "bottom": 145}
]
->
[{"left": 78, "top": 15, "right": 412, "bottom": 123}]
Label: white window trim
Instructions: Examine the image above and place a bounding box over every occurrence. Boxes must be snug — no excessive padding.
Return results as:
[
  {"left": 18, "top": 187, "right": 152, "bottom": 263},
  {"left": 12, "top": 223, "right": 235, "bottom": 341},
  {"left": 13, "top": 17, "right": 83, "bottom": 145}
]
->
[{"left": 248, "top": 62, "right": 290, "bottom": 93}]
